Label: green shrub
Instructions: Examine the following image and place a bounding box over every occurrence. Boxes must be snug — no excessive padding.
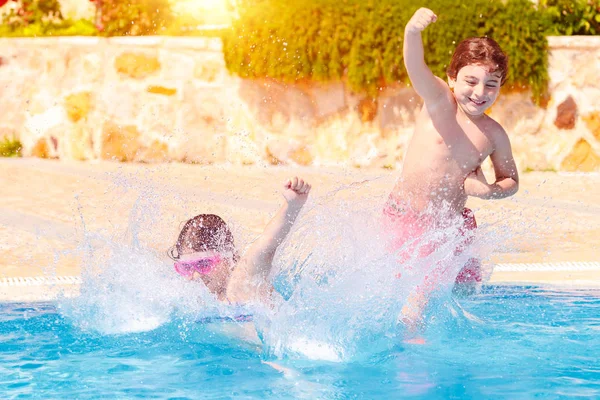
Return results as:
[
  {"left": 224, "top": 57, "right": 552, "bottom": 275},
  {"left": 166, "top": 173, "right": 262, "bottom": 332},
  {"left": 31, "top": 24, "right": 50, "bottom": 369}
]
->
[
  {"left": 224, "top": 0, "right": 549, "bottom": 101},
  {"left": 0, "top": 19, "right": 97, "bottom": 37},
  {"left": 1, "top": 0, "right": 62, "bottom": 28},
  {"left": 540, "top": 0, "right": 600, "bottom": 36},
  {"left": 0, "top": 137, "right": 22, "bottom": 157},
  {"left": 93, "top": 0, "right": 173, "bottom": 36},
  {"left": 0, "top": 0, "right": 97, "bottom": 37}
]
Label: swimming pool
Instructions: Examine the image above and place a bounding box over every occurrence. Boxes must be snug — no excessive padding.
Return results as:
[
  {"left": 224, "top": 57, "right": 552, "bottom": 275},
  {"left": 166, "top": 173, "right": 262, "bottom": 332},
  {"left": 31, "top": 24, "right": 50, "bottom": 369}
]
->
[{"left": 1, "top": 286, "right": 598, "bottom": 399}]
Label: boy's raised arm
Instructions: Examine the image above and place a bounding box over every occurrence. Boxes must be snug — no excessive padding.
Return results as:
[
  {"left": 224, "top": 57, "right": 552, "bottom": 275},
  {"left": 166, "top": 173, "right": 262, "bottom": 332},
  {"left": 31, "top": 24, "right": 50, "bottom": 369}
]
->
[
  {"left": 227, "top": 177, "right": 311, "bottom": 303},
  {"left": 404, "top": 8, "right": 448, "bottom": 104}
]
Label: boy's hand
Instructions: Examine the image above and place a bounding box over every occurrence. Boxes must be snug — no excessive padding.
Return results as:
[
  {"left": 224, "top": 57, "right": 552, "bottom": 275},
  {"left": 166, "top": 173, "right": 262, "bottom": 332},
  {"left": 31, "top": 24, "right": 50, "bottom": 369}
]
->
[
  {"left": 282, "top": 177, "right": 311, "bottom": 208},
  {"left": 405, "top": 8, "right": 437, "bottom": 34},
  {"left": 464, "top": 167, "right": 491, "bottom": 198}
]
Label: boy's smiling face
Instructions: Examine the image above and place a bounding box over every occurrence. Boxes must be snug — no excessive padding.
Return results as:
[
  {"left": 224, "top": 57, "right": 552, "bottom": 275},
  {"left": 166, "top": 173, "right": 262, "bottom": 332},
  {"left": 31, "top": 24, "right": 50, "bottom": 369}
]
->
[{"left": 449, "top": 64, "right": 502, "bottom": 117}]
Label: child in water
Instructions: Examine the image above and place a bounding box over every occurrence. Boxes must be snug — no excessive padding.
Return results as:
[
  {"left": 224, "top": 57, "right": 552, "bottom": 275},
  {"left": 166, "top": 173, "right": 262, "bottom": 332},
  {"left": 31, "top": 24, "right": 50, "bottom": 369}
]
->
[
  {"left": 389, "top": 8, "right": 519, "bottom": 331},
  {"left": 169, "top": 177, "right": 311, "bottom": 305}
]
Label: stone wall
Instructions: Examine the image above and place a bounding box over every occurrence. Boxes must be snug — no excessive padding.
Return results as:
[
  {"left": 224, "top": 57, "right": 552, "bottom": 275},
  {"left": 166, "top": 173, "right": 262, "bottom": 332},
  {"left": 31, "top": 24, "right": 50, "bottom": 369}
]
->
[{"left": 0, "top": 36, "right": 599, "bottom": 171}]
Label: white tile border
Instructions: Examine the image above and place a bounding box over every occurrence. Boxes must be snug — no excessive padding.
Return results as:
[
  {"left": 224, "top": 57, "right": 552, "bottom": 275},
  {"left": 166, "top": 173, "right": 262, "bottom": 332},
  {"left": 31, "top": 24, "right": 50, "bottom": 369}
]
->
[
  {"left": 2, "top": 263, "right": 599, "bottom": 287},
  {"left": 0, "top": 276, "right": 82, "bottom": 287},
  {"left": 494, "top": 262, "right": 600, "bottom": 272}
]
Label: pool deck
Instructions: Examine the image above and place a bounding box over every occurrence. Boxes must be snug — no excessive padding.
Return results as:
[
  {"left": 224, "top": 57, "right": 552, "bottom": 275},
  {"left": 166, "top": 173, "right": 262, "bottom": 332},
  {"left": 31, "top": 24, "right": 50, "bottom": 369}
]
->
[{"left": 1, "top": 158, "right": 599, "bottom": 302}]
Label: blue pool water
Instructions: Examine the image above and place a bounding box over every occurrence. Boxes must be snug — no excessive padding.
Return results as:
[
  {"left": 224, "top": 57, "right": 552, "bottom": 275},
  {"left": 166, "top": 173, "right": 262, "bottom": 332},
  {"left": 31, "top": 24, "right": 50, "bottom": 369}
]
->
[{"left": 1, "top": 286, "right": 599, "bottom": 399}]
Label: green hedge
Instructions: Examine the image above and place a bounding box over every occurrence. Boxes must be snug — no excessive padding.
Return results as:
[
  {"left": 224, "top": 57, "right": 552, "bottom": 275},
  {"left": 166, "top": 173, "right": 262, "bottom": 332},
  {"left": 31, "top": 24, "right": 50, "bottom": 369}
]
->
[
  {"left": 0, "top": 137, "right": 22, "bottom": 157},
  {"left": 94, "top": 0, "right": 172, "bottom": 36},
  {"left": 0, "top": 19, "right": 97, "bottom": 37},
  {"left": 540, "top": 0, "right": 600, "bottom": 36},
  {"left": 223, "top": 0, "right": 549, "bottom": 101},
  {"left": 0, "top": 0, "right": 97, "bottom": 37}
]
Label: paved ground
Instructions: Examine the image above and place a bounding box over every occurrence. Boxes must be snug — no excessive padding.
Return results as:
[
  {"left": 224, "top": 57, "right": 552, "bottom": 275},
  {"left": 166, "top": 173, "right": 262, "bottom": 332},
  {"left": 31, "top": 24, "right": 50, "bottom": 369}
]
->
[{"left": 1, "top": 158, "right": 599, "bottom": 301}]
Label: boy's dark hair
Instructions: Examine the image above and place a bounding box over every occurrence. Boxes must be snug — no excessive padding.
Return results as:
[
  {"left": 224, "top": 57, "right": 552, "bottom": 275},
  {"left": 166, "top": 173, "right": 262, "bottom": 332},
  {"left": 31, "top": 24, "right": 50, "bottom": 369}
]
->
[
  {"left": 168, "top": 214, "right": 238, "bottom": 261},
  {"left": 447, "top": 37, "right": 509, "bottom": 85}
]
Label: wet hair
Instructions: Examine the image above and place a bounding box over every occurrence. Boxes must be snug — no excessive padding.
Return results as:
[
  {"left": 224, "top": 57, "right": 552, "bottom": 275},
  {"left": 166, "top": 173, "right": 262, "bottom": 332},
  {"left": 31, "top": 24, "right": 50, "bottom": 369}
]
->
[
  {"left": 168, "top": 214, "right": 239, "bottom": 262},
  {"left": 447, "top": 37, "right": 508, "bottom": 85}
]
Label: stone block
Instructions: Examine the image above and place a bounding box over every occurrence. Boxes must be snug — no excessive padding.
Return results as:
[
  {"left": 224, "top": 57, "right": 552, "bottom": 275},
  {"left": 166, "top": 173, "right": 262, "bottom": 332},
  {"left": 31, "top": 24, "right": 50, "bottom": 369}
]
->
[
  {"left": 560, "top": 138, "right": 600, "bottom": 172},
  {"left": 490, "top": 92, "right": 545, "bottom": 135},
  {"left": 44, "top": 122, "right": 92, "bottom": 161},
  {"left": 22, "top": 106, "right": 67, "bottom": 156},
  {"left": 289, "top": 146, "right": 313, "bottom": 166},
  {"left": 115, "top": 53, "right": 161, "bottom": 79},
  {"left": 62, "top": 52, "right": 105, "bottom": 88},
  {"left": 136, "top": 92, "right": 180, "bottom": 140},
  {"left": 554, "top": 95, "right": 577, "bottom": 130},
  {"left": 155, "top": 50, "right": 196, "bottom": 81},
  {"left": 519, "top": 151, "right": 552, "bottom": 172},
  {"left": 357, "top": 97, "right": 378, "bottom": 123},
  {"left": 194, "top": 60, "right": 223, "bottom": 82},
  {"left": 135, "top": 140, "right": 170, "bottom": 163},
  {"left": 265, "top": 139, "right": 312, "bottom": 166},
  {"left": 100, "top": 122, "right": 142, "bottom": 162},
  {"left": 64, "top": 92, "right": 92, "bottom": 122},
  {"left": 65, "top": 122, "right": 93, "bottom": 161},
  {"left": 582, "top": 112, "right": 600, "bottom": 141},
  {"left": 238, "top": 79, "right": 315, "bottom": 134},
  {"left": 265, "top": 146, "right": 283, "bottom": 165},
  {"left": 180, "top": 86, "right": 228, "bottom": 134},
  {"left": 378, "top": 86, "right": 421, "bottom": 130},
  {"left": 572, "top": 52, "right": 600, "bottom": 89},
  {"left": 313, "top": 113, "right": 358, "bottom": 164},
  {"left": 227, "top": 135, "right": 261, "bottom": 165},
  {"left": 306, "top": 81, "right": 347, "bottom": 119},
  {"left": 98, "top": 83, "right": 142, "bottom": 121},
  {"left": 31, "top": 138, "right": 50, "bottom": 159},
  {"left": 146, "top": 86, "right": 177, "bottom": 96},
  {"left": 170, "top": 131, "right": 227, "bottom": 164}
]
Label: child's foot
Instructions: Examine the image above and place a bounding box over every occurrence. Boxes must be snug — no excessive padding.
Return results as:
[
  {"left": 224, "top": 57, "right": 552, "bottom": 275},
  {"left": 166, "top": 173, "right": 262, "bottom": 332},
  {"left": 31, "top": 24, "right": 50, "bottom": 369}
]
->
[{"left": 403, "top": 337, "right": 427, "bottom": 345}]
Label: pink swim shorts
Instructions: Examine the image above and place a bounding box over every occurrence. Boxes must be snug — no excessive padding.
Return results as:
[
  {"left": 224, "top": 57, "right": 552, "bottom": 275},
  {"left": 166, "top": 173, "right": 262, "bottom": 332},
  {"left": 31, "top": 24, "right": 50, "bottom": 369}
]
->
[{"left": 382, "top": 200, "right": 481, "bottom": 284}]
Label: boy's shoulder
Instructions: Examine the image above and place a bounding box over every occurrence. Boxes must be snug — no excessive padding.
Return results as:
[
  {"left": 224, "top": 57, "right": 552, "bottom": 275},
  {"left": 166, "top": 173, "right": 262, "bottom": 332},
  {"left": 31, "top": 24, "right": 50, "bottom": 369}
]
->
[
  {"left": 483, "top": 115, "right": 511, "bottom": 149},
  {"left": 483, "top": 114, "right": 508, "bottom": 138}
]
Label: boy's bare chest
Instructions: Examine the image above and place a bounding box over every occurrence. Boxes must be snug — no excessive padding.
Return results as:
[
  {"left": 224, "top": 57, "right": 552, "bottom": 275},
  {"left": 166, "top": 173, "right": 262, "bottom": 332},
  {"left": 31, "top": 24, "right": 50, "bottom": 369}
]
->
[{"left": 426, "top": 115, "right": 494, "bottom": 166}]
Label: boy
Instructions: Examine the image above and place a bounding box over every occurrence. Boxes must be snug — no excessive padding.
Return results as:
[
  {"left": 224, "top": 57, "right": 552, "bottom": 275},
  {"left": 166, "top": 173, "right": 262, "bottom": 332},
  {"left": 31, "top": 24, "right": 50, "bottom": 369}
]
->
[{"left": 388, "top": 8, "right": 519, "bottom": 332}]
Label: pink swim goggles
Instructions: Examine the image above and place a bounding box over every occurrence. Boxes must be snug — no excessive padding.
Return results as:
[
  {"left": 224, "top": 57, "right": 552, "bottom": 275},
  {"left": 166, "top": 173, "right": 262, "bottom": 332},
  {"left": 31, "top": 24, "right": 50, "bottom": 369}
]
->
[{"left": 174, "top": 254, "right": 222, "bottom": 277}]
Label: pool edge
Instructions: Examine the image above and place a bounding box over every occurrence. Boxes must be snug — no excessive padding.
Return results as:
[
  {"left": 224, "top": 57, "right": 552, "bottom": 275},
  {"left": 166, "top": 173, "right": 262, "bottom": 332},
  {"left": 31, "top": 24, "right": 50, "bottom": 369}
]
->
[{"left": 1, "top": 263, "right": 600, "bottom": 302}]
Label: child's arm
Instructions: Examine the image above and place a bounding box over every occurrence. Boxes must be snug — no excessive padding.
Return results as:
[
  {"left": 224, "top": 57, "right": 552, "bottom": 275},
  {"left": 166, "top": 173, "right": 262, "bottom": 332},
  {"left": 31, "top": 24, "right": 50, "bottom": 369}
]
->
[
  {"left": 465, "top": 127, "right": 519, "bottom": 199},
  {"left": 403, "top": 8, "right": 448, "bottom": 104},
  {"left": 226, "top": 177, "right": 311, "bottom": 303}
]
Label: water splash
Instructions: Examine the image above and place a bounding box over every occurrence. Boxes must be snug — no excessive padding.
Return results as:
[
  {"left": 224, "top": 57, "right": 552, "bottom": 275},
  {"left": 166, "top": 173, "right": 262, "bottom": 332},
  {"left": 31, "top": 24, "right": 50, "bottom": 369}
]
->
[
  {"left": 58, "top": 170, "right": 237, "bottom": 335},
  {"left": 55, "top": 169, "right": 506, "bottom": 361},
  {"left": 260, "top": 190, "right": 494, "bottom": 361}
]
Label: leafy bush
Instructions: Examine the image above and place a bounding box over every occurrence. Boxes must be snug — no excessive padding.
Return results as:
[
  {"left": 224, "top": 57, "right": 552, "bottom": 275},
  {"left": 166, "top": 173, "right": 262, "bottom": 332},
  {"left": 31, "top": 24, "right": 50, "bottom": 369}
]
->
[
  {"left": 0, "top": 19, "right": 97, "bottom": 37},
  {"left": 223, "top": 0, "right": 549, "bottom": 101},
  {"left": 0, "top": 0, "right": 97, "bottom": 36},
  {"left": 0, "top": 137, "right": 22, "bottom": 157},
  {"left": 540, "top": 0, "right": 600, "bottom": 35},
  {"left": 92, "top": 0, "right": 174, "bottom": 36},
  {"left": 1, "top": 0, "right": 62, "bottom": 28}
]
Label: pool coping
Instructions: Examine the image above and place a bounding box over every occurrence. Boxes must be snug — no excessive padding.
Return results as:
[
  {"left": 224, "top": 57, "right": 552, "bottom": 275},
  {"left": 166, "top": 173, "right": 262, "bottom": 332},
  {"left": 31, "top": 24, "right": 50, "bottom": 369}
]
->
[
  {"left": 1, "top": 262, "right": 599, "bottom": 303},
  {"left": 488, "top": 262, "right": 600, "bottom": 288}
]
